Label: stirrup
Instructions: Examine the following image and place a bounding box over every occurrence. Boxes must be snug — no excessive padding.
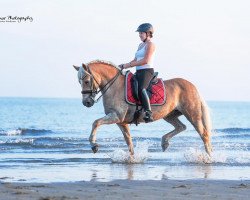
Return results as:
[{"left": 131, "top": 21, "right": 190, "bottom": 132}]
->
[{"left": 143, "top": 110, "right": 154, "bottom": 123}]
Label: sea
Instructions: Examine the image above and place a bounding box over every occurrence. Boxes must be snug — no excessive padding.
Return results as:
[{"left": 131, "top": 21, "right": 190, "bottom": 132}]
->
[{"left": 0, "top": 97, "right": 249, "bottom": 182}]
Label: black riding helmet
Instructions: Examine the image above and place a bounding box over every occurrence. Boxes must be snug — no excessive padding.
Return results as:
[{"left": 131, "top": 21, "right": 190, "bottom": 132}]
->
[{"left": 136, "top": 23, "right": 154, "bottom": 34}]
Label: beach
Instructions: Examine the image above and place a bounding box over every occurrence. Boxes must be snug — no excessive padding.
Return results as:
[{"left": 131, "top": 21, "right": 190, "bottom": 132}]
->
[{"left": 1, "top": 179, "right": 249, "bottom": 200}]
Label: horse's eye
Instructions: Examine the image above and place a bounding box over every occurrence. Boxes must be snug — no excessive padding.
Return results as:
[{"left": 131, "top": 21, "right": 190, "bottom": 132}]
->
[{"left": 85, "top": 81, "right": 89, "bottom": 85}]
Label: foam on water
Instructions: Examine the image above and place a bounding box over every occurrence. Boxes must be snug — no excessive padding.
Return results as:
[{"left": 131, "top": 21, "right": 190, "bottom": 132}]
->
[
  {"left": 107, "top": 140, "right": 151, "bottom": 164},
  {"left": 2, "top": 128, "right": 53, "bottom": 136},
  {"left": 5, "top": 138, "right": 34, "bottom": 144},
  {"left": 233, "top": 151, "right": 250, "bottom": 164},
  {"left": 6, "top": 129, "right": 22, "bottom": 136},
  {"left": 184, "top": 147, "right": 217, "bottom": 164},
  {"left": 215, "top": 142, "right": 250, "bottom": 165},
  {"left": 184, "top": 143, "right": 250, "bottom": 165}
]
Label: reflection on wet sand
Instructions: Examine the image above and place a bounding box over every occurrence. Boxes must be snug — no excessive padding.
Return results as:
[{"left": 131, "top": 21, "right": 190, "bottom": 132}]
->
[
  {"left": 90, "top": 163, "right": 214, "bottom": 182},
  {"left": 0, "top": 160, "right": 248, "bottom": 183}
]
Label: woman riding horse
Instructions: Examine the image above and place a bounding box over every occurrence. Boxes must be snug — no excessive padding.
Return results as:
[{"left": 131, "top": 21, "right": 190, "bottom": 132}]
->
[
  {"left": 119, "top": 23, "right": 155, "bottom": 123},
  {"left": 73, "top": 23, "right": 213, "bottom": 158}
]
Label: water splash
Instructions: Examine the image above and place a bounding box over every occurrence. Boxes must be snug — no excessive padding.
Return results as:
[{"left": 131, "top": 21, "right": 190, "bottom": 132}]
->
[
  {"left": 184, "top": 147, "right": 213, "bottom": 164},
  {"left": 184, "top": 143, "right": 250, "bottom": 165},
  {"left": 107, "top": 140, "right": 151, "bottom": 164}
]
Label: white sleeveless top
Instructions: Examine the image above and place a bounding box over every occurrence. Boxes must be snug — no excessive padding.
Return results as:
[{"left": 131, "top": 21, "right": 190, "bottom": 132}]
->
[{"left": 135, "top": 43, "right": 155, "bottom": 70}]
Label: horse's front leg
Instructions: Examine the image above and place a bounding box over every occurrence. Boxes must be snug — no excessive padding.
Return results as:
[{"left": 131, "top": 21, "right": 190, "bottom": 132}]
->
[
  {"left": 89, "top": 112, "right": 120, "bottom": 153},
  {"left": 117, "top": 124, "right": 134, "bottom": 156}
]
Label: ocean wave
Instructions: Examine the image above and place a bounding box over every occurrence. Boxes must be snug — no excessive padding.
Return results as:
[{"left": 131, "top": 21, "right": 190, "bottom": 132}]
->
[
  {"left": 0, "top": 138, "right": 34, "bottom": 145},
  {"left": 0, "top": 128, "right": 53, "bottom": 136},
  {"left": 0, "top": 137, "right": 90, "bottom": 150},
  {"left": 215, "top": 128, "right": 250, "bottom": 134}
]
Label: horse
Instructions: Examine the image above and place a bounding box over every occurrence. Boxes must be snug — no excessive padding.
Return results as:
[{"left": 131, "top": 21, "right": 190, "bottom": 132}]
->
[{"left": 73, "top": 60, "right": 213, "bottom": 157}]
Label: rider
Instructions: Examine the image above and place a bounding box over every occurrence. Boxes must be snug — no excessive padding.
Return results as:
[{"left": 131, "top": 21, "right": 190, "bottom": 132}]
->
[{"left": 119, "top": 23, "right": 155, "bottom": 123}]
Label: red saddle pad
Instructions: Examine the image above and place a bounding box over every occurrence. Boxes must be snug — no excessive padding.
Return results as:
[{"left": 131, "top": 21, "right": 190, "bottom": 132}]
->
[{"left": 125, "top": 72, "right": 166, "bottom": 106}]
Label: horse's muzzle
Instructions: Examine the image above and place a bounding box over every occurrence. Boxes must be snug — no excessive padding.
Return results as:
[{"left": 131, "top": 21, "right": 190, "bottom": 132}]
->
[{"left": 82, "top": 99, "right": 94, "bottom": 107}]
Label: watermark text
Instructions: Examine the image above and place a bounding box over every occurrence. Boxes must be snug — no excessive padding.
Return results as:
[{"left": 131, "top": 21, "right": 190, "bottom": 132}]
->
[{"left": 0, "top": 16, "right": 33, "bottom": 23}]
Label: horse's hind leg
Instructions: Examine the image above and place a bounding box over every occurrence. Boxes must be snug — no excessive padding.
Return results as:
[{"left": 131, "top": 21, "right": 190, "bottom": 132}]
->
[
  {"left": 190, "top": 119, "right": 212, "bottom": 156},
  {"left": 117, "top": 124, "right": 134, "bottom": 155},
  {"left": 182, "top": 102, "right": 212, "bottom": 156},
  {"left": 162, "top": 110, "right": 186, "bottom": 152}
]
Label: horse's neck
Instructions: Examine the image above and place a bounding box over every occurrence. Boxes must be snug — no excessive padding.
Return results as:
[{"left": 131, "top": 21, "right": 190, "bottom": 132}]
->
[{"left": 90, "top": 63, "right": 119, "bottom": 87}]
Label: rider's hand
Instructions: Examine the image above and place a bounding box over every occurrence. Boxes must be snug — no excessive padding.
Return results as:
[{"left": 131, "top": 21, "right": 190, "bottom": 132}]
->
[
  {"left": 118, "top": 64, "right": 124, "bottom": 70},
  {"left": 119, "top": 63, "right": 130, "bottom": 70},
  {"left": 118, "top": 64, "right": 128, "bottom": 75}
]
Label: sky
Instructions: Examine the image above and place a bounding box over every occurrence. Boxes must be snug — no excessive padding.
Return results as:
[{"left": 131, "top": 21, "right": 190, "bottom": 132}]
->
[{"left": 0, "top": 0, "right": 249, "bottom": 101}]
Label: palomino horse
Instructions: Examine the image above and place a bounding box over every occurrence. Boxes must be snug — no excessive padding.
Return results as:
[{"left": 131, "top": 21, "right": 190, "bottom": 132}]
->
[{"left": 73, "top": 60, "right": 212, "bottom": 157}]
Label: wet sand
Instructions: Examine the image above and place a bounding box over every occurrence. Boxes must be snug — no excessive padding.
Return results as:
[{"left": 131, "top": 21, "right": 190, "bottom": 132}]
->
[{"left": 0, "top": 179, "right": 249, "bottom": 200}]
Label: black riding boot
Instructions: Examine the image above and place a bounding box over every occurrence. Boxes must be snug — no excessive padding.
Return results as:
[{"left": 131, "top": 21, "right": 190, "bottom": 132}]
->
[{"left": 141, "top": 89, "right": 154, "bottom": 123}]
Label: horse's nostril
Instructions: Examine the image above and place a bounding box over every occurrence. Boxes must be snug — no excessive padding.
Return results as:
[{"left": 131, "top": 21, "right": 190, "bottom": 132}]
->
[{"left": 85, "top": 101, "right": 91, "bottom": 107}]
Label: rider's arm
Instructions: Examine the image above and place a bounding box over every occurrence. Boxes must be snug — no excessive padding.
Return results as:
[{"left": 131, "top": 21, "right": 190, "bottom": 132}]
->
[{"left": 129, "top": 57, "right": 137, "bottom": 64}]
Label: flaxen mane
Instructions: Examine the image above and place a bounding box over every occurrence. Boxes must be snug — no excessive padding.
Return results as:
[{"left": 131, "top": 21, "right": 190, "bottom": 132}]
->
[{"left": 87, "top": 60, "right": 121, "bottom": 70}]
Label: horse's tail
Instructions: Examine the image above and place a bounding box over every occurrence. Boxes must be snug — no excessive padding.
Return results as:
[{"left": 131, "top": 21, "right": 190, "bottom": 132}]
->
[{"left": 200, "top": 98, "right": 212, "bottom": 135}]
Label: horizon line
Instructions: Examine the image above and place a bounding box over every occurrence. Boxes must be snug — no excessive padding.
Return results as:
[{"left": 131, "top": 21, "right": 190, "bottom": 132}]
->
[{"left": 0, "top": 96, "right": 249, "bottom": 103}]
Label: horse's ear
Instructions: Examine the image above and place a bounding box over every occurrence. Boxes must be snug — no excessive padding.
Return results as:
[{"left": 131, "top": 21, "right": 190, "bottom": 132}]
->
[
  {"left": 73, "top": 65, "right": 80, "bottom": 71},
  {"left": 82, "top": 63, "right": 88, "bottom": 71}
]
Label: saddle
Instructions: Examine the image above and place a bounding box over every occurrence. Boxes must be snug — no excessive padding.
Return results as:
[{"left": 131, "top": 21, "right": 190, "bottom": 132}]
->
[
  {"left": 125, "top": 71, "right": 166, "bottom": 106},
  {"left": 131, "top": 72, "right": 158, "bottom": 101}
]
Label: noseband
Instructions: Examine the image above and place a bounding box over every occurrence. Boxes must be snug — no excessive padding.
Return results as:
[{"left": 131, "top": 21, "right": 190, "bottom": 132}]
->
[{"left": 80, "top": 65, "right": 121, "bottom": 103}]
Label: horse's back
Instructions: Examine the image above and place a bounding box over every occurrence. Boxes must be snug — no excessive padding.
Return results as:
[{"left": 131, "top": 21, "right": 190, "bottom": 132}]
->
[
  {"left": 164, "top": 77, "right": 198, "bottom": 92},
  {"left": 164, "top": 77, "right": 195, "bottom": 86},
  {"left": 163, "top": 78, "right": 202, "bottom": 105}
]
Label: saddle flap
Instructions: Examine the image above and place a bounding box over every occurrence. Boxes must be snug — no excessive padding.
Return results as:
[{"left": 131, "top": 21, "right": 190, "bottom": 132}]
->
[{"left": 125, "top": 71, "right": 166, "bottom": 106}]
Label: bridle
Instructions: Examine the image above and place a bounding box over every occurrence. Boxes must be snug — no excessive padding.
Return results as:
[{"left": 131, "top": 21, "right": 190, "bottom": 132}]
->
[{"left": 80, "top": 65, "right": 121, "bottom": 103}]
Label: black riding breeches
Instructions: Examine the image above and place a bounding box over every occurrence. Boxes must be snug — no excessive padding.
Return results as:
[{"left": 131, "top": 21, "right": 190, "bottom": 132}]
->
[{"left": 136, "top": 68, "right": 154, "bottom": 108}]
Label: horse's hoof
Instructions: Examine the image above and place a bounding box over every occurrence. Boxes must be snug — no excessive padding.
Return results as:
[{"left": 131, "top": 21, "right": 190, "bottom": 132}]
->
[
  {"left": 129, "top": 155, "right": 135, "bottom": 163},
  {"left": 91, "top": 145, "right": 99, "bottom": 153},
  {"left": 161, "top": 141, "right": 169, "bottom": 152}
]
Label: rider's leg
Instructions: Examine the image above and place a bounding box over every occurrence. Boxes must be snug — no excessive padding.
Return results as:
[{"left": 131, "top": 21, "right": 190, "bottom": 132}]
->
[
  {"left": 136, "top": 69, "right": 154, "bottom": 123},
  {"left": 141, "top": 88, "right": 153, "bottom": 122}
]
